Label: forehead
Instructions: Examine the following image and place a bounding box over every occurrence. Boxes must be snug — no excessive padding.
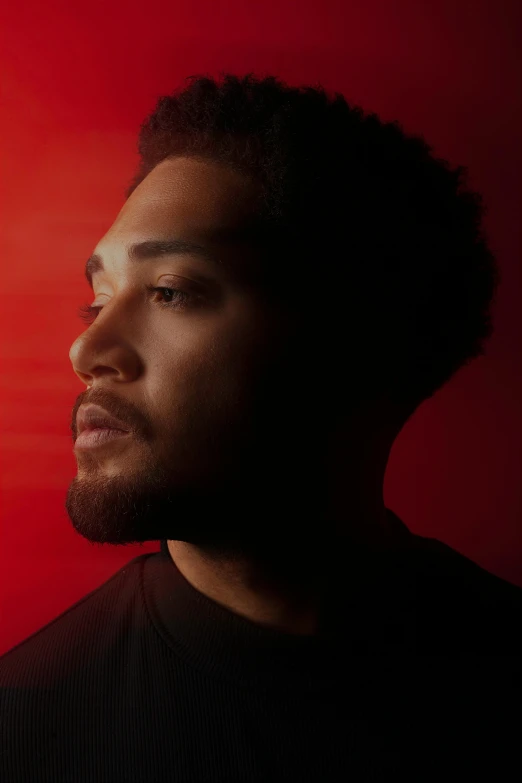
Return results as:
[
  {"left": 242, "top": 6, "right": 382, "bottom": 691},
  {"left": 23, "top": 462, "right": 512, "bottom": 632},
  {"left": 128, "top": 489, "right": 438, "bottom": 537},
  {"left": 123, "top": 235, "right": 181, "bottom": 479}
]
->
[
  {"left": 107, "top": 155, "right": 261, "bottom": 243},
  {"left": 90, "top": 155, "right": 267, "bottom": 289}
]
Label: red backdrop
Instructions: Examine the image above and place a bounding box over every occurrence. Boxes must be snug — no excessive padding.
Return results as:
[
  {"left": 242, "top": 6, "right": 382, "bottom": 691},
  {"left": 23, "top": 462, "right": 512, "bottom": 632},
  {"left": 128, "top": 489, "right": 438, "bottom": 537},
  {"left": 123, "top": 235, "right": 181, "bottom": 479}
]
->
[{"left": 1, "top": 0, "right": 520, "bottom": 656}]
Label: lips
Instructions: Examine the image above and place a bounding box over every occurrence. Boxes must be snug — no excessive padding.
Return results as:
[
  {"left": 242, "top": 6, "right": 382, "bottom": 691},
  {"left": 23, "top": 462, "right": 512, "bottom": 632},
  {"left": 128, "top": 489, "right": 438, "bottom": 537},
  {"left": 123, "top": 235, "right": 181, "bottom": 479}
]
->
[{"left": 76, "top": 404, "right": 130, "bottom": 436}]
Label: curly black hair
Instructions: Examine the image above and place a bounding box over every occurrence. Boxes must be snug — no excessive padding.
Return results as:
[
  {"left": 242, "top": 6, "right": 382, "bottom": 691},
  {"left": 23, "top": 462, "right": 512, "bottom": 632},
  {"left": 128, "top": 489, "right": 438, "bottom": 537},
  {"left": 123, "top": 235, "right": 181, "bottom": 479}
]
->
[{"left": 125, "top": 71, "right": 500, "bottom": 418}]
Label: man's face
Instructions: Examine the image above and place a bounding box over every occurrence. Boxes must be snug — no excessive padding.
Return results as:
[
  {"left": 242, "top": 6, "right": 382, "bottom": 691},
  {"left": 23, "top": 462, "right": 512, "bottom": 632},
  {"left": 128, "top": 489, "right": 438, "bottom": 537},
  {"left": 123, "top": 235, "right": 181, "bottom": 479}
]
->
[{"left": 66, "top": 155, "right": 327, "bottom": 556}]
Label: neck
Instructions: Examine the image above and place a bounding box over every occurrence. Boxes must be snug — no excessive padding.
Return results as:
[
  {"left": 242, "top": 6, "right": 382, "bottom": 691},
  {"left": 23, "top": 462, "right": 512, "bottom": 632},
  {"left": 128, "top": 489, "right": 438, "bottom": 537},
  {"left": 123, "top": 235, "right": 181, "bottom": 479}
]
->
[
  {"left": 166, "top": 408, "right": 403, "bottom": 637},
  {"left": 166, "top": 494, "right": 393, "bottom": 637}
]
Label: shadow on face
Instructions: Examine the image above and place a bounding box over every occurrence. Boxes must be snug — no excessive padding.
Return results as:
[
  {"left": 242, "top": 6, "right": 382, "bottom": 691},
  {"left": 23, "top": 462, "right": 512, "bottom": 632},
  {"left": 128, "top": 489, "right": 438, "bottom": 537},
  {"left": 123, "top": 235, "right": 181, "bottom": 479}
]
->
[{"left": 66, "top": 155, "right": 399, "bottom": 563}]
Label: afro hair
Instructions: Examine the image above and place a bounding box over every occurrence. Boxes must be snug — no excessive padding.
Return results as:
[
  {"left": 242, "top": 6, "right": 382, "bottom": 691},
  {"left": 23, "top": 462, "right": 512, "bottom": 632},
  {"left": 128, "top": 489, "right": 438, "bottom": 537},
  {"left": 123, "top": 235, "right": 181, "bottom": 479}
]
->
[{"left": 125, "top": 71, "right": 500, "bottom": 417}]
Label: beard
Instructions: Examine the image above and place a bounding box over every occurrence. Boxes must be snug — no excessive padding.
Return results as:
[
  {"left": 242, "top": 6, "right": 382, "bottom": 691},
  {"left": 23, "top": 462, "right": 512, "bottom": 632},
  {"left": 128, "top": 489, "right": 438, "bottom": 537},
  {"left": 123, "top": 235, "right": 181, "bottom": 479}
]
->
[
  {"left": 64, "top": 403, "right": 331, "bottom": 568},
  {"left": 63, "top": 384, "right": 394, "bottom": 602},
  {"left": 64, "top": 330, "right": 378, "bottom": 581},
  {"left": 65, "top": 449, "right": 191, "bottom": 549}
]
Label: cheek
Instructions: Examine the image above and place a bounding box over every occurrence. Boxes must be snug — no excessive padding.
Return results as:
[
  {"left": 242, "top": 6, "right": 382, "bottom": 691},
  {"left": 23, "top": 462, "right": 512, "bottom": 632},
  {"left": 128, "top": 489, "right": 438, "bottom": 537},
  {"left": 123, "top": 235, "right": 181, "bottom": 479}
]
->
[{"left": 145, "top": 313, "right": 273, "bottom": 434}]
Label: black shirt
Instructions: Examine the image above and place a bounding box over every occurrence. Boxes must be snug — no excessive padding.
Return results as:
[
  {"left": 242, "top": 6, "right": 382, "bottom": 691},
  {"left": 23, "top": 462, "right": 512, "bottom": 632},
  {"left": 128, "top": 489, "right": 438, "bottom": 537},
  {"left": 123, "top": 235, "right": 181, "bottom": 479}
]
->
[{"left": 1, "top": 508, "right": 520, "bottom": 782}]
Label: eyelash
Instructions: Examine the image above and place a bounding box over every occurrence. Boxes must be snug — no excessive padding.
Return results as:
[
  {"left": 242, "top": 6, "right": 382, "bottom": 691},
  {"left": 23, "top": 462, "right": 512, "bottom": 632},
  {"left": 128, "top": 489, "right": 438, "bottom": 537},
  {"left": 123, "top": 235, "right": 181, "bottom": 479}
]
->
[{"left": 77, "top": 285, "right": 190, "bottom": 325}]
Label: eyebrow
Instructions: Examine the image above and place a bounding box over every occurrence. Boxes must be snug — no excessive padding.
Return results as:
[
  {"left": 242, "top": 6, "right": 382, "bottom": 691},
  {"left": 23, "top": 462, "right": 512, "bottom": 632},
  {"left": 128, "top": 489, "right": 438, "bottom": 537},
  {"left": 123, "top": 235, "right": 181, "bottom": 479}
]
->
[{"left": 84, "top": 238, "right": 224, "bottom": 288}]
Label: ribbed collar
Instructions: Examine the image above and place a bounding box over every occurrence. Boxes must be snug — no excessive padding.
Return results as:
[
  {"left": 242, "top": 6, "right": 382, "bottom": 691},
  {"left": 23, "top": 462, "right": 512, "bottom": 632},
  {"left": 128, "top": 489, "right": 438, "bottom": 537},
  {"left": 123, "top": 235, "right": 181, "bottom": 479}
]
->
[{"left": 143, "top": 509, "right": 418, "bottom": 691}]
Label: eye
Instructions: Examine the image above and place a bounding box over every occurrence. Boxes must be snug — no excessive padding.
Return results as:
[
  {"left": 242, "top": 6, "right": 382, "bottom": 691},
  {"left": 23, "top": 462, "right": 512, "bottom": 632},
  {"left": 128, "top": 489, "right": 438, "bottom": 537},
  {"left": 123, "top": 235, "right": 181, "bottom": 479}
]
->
[
  {"left": 77, "top": 302, "right": 100, "bottom": 325},
  {"left": 76, "top": 286, "right": 191, "bottom": 325}
]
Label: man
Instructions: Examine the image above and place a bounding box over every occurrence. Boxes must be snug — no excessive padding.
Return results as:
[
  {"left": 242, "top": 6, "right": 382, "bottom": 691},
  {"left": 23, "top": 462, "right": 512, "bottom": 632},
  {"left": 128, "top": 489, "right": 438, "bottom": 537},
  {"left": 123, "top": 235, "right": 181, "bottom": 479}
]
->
[{"left": 1, "top": 72, "right": 520, "bottom": 782}]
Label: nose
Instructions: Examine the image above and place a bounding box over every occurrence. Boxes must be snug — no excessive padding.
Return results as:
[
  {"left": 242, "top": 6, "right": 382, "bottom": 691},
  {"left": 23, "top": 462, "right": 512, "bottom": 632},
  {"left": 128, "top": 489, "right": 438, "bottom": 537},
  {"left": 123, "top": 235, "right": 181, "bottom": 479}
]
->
[{"left": 69, "top": 321, "right": 141, "bottom": 386}]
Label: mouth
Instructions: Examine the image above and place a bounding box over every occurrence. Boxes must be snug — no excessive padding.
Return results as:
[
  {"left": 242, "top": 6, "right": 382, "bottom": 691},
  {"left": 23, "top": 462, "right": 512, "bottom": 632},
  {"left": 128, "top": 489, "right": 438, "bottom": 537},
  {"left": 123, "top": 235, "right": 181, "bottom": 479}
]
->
[{"left": 74, "top": 427, "right": 132, "bottom": 450}]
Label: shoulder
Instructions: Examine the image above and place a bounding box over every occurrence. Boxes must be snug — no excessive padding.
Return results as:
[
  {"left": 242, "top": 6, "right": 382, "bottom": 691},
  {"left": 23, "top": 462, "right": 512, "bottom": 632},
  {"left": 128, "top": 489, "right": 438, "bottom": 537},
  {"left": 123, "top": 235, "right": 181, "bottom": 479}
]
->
[
  {"left": 406, "top": 532, "right": 522, "bottom": 653},
  {"left": 0, "top": 553, "right": 150, "bottom": 688}
]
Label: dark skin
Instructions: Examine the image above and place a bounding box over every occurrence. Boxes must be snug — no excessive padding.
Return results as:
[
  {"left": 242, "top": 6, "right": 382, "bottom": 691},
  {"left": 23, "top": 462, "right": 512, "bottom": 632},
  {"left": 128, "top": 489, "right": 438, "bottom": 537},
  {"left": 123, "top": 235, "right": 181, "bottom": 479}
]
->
[{"left": 68, "top": 155, "right": 408, "bottom": 636}]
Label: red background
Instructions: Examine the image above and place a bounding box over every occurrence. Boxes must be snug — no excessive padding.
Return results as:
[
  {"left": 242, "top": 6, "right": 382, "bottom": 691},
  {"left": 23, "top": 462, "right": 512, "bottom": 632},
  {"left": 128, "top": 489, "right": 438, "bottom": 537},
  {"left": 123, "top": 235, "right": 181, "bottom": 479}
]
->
[{"left": 0, "top": 0, "right": 520, "bottom": 656}]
